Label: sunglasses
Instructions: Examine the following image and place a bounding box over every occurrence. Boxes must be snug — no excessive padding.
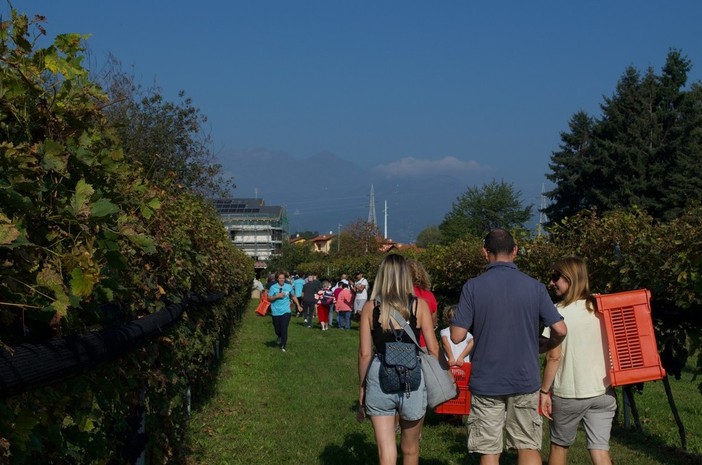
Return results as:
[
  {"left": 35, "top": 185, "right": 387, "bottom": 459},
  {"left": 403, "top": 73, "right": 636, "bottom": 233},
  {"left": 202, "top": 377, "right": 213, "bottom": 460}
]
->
[{"left": 550, "top": 271, "right": 563, "bottom": 283}]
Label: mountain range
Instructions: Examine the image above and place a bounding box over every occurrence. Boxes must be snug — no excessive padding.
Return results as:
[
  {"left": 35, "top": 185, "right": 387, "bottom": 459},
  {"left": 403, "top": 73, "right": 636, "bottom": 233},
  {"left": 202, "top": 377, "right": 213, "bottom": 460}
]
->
[{"left": 218, "top": 148, "right": 475, "bottom": 244}]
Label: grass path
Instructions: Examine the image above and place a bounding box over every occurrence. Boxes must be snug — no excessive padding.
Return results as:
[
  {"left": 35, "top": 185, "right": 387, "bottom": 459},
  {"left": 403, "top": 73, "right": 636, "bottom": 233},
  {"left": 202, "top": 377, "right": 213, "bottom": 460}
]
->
[{"left": 185, "top": 300, "right": 701, "bottom": 464}]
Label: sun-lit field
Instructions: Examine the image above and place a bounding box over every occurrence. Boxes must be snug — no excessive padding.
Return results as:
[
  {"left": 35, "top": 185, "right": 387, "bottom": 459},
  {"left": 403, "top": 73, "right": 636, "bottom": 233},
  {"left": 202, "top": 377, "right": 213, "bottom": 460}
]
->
[{"left": 186, "top": 301, "right": 701, "bottom": 464}]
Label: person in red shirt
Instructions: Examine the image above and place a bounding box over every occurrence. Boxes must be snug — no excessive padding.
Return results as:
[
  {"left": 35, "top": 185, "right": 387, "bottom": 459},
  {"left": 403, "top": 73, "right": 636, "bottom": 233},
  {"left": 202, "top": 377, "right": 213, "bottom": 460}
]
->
[
  {"left": 335, "top": 280, "right": 354, "bottom": 329},
  {"left": 408, "top": 260, "right": 437, "bottom": 347}
]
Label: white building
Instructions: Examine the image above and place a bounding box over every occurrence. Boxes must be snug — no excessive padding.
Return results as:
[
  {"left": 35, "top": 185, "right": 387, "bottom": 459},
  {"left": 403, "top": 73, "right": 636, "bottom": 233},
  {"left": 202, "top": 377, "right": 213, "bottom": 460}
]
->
[{"left": 213, "top": 198, "right": 288, "bottom": 266}]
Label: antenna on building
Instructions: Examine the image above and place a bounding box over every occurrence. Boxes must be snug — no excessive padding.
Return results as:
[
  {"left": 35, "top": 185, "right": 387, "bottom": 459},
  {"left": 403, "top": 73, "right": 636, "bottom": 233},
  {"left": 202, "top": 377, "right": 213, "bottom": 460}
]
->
[
  {"left": 537, "top": 183, "right": 547, "bottom": 237},
  {"left": 368, "top": 184, "right": 377, "bottom": 226}
]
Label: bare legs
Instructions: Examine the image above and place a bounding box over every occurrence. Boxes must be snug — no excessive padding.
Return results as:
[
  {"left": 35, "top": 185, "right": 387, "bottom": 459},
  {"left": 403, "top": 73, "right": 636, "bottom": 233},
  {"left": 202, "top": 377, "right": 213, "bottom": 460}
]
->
[
  {"left": 479, "top": 453, "right": 501, "bottom": 465},
  {"left": 548, "top": 444, "right": 568, "bottom": 465},
  {"left": 549, "top": 443, "right": 611, "bottom": 465},
  {"left": 399, "top": 417, "right": 423, "bottom": 465},
  {"left": 370, "top": 415, "right": 424, "bottom": 465},
  {"left": 516, "top": 449, "right": 542, "bottom": 465},
  {"left": 588, "top": 448, "right": 612, "bottom": 465},
  {"left": 370, "top": 416, "right": 397, "bottom": 465},
  {"left": 479, "top": 449, "right": 540, "bottom": 465}
]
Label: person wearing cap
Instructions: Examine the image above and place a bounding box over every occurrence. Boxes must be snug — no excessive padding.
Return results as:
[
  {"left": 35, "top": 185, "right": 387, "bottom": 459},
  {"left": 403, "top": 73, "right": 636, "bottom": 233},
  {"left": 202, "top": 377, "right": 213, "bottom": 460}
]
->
[
  {"left": 451, "top": 228, "right": 567, "bottom": 465},
  {"left": 353, "top": 271, "right": 369, "bottom": 317}
]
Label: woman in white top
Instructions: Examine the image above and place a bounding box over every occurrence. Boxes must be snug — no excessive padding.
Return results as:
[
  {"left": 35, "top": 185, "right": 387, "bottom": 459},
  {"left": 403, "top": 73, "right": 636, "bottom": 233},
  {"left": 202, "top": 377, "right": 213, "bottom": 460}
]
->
[{"left": 541, "top": 256, "right": 616, "bottom": 465}]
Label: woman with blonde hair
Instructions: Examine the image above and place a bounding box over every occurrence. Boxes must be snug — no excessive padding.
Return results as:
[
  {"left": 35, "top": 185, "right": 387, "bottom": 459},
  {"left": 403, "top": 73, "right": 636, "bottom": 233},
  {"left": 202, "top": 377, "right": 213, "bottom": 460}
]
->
[
  {"left": 358, "top": 254, "right": 440, "bottom": 465},
  {"left": 540, "top": 256, "right": 616, "bottom": 465}
]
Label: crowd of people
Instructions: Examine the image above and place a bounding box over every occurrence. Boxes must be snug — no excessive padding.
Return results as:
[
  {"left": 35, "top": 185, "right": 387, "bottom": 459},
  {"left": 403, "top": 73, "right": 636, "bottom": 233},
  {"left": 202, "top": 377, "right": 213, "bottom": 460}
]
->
[
  {"left": 254, "top": 270, "right": 372, "bottom": 338},
  {"left": 253, "top": 228, "right": 616, "bottom": 465}
]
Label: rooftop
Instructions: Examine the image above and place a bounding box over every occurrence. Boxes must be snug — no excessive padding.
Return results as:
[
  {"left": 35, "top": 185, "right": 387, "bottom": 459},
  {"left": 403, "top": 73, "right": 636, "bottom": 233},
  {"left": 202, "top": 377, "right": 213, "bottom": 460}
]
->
[{"left": 212, "top": 198, "right": 284, "bottom": 219}]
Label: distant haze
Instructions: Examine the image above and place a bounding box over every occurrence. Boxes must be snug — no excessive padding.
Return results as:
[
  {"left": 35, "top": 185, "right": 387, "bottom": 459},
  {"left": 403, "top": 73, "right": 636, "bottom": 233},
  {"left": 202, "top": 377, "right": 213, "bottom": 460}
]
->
[{"left": 219, "top": 148, "right": 541, "bottom": 243}]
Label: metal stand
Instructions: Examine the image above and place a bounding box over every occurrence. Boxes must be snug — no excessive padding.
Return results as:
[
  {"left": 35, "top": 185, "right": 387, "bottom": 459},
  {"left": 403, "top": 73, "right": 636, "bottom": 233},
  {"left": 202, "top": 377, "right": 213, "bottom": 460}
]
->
[
  {"left": 662, "top": 376, "right": 687, "bottom": 450},
  {"left": 622, "top": 386, "right": 642, "bottom": 432},
  {"left": 622, "top": 379, "right": 687, "bottom": 450}
]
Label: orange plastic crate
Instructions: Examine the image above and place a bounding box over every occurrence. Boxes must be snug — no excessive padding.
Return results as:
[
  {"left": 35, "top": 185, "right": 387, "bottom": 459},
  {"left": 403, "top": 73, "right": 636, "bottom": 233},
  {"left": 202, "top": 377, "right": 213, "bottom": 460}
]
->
[
  {"left": 435, "top": 364, "right": 471, "bottom": 415},
  {"left": 254, "top": 291, "right": 270, "bottom": 316},
  {"left": 451, "top": 364, "right": 470, "bottom": 387},
  {"left": 593, "top": 289, "right": 666, "bottom": 386}
]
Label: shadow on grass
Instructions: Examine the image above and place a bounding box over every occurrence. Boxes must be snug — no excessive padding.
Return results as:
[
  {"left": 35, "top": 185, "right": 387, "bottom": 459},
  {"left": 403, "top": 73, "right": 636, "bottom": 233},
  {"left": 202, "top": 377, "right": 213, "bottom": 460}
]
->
[
  {"left": 326, "top": 407, "right": 527, "bottom": 465},
  {"left": 188, "top": 309, "right": 246, "bottom": 412},
  {"left": 319, "top": 432, "right": 378, "bottom": 465},
  {"left": 318, "top": 430, "right": 482, "bottom": 465},
  {"left": 422, "top": 419, "right": 525, "bottom": 465},
  {"left": 612, "top": 425, "right": 702, "bottom": 465}
]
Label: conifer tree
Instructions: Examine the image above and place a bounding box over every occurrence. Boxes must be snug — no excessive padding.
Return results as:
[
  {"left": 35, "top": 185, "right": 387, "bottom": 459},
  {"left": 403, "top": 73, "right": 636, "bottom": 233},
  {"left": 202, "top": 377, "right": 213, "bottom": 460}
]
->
[
  {"left": 544, "top": 111, "right": 595, "bottom": 224},
  {"left": 545, "top": 50, "right": 702, "bottom": 223}
]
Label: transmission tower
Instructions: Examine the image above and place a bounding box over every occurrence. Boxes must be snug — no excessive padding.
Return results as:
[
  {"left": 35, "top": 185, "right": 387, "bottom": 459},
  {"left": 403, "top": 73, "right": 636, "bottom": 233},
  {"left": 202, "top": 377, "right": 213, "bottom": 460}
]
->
[
  {"left": 367, "top": 184, "right": 377, "bottom": 226},
  {"left": 537, "top": 183, "right": 547, "bottom": 236}
]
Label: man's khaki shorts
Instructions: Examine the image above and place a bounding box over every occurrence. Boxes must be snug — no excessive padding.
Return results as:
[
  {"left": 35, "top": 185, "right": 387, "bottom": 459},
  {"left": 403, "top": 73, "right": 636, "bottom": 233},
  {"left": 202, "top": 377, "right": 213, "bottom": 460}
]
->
[{"left": 466, "top": 392, "right": 542, "bottom": 454}]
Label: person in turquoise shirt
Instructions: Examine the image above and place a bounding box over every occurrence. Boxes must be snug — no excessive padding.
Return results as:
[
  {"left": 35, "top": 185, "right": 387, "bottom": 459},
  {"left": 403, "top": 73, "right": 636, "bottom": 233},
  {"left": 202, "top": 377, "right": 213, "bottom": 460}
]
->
[
  {"left": 269, "top": 271, "right": 302, "bottom": 352},
  {"left": 292, "top": 273, "right": 305, "bottom": 316}
]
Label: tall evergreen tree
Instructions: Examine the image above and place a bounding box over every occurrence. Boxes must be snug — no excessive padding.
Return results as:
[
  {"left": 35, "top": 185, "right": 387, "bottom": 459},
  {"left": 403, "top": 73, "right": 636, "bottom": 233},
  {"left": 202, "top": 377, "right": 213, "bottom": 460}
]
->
[
  {"left": 545, "top": 50, "right": 702, "bottom": 223},
  {"left": 589, "top": 66, "right": 660, "bottom": 213},
  {"left": 543, "top": 111, "right": 595, "bottom": 224},
  {"left": 663, "top": 59, "right": 702, "bottom": 218}
]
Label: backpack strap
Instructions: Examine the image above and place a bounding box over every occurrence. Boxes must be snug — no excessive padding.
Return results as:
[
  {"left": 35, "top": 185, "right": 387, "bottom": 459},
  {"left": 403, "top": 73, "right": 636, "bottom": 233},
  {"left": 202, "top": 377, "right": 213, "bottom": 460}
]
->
[
  {"left": 408, "top": 294, "right": 418, "bottom": 317},
  {"left": 390, "top": 296, "right": 427, "bottom": 354}
]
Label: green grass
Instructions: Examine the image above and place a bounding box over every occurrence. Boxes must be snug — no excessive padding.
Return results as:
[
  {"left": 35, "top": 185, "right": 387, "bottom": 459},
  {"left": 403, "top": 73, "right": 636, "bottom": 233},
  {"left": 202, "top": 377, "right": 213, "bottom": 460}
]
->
[{"left": 185, "top": 300, "right": 702, "bottom": 464}]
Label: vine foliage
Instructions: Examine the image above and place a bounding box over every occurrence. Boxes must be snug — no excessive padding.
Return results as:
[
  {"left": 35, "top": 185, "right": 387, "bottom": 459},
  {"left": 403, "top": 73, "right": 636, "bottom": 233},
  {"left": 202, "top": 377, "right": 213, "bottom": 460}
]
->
[{"left": 1, "top": 10, "right": 252, "bottom": 463}]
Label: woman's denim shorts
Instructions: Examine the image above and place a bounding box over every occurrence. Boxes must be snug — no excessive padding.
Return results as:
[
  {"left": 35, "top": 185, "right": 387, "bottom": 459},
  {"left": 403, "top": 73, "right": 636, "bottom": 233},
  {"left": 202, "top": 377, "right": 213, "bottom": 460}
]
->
[{"left": 364, "top": 356, "right": 427, "bottom": 421}]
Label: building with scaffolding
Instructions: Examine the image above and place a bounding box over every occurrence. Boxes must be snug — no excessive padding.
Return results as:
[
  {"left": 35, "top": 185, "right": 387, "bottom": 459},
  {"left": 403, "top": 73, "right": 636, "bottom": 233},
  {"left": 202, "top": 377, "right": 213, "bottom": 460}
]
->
[{"left": 213, "top": 198, "right": 288, "bottom": 266}]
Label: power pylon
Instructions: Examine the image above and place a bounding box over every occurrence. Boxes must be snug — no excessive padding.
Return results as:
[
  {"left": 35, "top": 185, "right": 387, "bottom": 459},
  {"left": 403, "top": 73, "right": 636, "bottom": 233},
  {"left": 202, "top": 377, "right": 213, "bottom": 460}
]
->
[
  {"left": 368, "top": 184, "right": 377, "bottom": 226},
  {"left": 538, "top": 183, "right": 547, "bottom": 236}
]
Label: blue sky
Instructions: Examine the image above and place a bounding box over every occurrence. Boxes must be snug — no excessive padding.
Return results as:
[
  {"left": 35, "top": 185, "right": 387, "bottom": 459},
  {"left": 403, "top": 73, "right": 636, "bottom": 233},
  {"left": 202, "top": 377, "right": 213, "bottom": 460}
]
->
[{"left": 10, "top": 1, "right": 702, "bottom": 236}]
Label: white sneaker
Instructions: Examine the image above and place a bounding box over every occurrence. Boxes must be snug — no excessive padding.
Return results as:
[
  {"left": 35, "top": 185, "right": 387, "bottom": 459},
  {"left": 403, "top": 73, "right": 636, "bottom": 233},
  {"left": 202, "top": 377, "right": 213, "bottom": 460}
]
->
[{"left": 281, "top": 347, "right": 286, "bottom": 352}]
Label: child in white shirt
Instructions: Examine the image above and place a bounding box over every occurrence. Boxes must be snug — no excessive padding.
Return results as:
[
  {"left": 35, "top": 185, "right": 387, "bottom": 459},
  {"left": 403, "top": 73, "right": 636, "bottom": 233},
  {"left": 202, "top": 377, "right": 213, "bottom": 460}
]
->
[{"left": 440, "top": 304, "right": 474, "bottom": 366}]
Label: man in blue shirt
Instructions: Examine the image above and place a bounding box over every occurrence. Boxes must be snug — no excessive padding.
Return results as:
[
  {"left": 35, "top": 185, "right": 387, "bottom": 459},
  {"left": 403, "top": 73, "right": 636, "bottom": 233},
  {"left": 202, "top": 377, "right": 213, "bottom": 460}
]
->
[{"left": 451, "top": 229, "right": 567, "bottom": 465}]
